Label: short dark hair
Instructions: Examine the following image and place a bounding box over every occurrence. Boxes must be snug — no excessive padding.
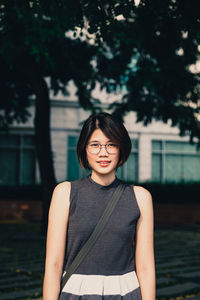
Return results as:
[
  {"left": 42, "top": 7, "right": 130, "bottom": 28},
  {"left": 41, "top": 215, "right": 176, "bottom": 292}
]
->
[{"left": 77, "top": 112, "right": 132, "bottom": 170}]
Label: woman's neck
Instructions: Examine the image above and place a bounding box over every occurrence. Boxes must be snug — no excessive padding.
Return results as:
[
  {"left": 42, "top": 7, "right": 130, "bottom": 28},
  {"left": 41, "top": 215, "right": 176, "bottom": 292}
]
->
[{"left": 90, "top": 172, "right": 116, "bottom": 186}]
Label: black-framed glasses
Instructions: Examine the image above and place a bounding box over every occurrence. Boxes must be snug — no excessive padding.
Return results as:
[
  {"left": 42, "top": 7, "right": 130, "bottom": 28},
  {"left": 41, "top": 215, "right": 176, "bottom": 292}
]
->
[{"left": 87, "top": 142, "right": 119, "bottom": 154}]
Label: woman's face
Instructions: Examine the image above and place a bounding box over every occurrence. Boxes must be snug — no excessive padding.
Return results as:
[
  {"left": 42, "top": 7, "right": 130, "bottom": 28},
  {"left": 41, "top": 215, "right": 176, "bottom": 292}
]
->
[{"left": 86, "top": 128, "right": 120, "bottom": 178}]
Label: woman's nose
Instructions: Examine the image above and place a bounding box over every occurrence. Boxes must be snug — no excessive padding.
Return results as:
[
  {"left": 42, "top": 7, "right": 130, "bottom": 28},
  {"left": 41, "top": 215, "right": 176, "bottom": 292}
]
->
[{"left": 98, "top": 145, "right": 108, "bottom": 155}]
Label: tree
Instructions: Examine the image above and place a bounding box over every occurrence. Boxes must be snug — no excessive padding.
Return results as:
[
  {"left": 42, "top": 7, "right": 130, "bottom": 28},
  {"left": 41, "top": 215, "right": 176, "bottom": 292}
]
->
[
  {"left": 0, "top": 1, "right": 100, "bottom": 234},
  {"left": 80, "top": 0, "right": 200, "bottom": 144},
  {"left": 1, "top": 0, "right": 200, "bottom": 233}
]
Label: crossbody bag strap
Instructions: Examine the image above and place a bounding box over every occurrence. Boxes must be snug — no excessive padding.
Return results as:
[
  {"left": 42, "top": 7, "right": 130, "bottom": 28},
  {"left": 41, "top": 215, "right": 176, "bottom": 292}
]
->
[{"left": 60, "top": 181, "right": 126, "bottom": 291}]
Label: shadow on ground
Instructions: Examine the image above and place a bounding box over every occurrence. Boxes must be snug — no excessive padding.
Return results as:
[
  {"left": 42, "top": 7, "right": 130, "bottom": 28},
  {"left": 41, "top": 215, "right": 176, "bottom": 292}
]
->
[{"left": 0, "top": 221, "right": 200, "bottom": 300}]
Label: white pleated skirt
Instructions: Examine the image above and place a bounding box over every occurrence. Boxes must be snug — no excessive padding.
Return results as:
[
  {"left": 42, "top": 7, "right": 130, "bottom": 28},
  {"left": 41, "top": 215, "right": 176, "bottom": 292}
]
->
[{"left": 59, "top": 270, "right": 142, "bottom": 299}]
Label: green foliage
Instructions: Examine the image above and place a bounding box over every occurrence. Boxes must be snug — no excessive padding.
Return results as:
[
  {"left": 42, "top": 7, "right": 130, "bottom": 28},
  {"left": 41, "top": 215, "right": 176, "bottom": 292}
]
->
[
  {"left": 0, "top": 0, "right": 100, "bottom": 127},
  {"left": 0, "top": 0, "right": 200, "bottom": 144},
  {"left": 70, "top": 0, "right": 200, "bottom": 143},
  {"left": 87, "top": 0, "right": 200, "bottom": 144}
]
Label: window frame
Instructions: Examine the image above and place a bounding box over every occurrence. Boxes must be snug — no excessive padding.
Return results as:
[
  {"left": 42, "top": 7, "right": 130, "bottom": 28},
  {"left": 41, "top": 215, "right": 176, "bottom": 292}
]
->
[
  {"left": 152, "top": 140, "right": 200, "bottom": 183},
  {"left": 117, "top": 139, "right": 139, "bottom": 182},
  {"left": 67, "top": 134, "right": 87, "bottom": 180},
  {"left": 0, "top": 133, "right": 36, "bottom": 185}
]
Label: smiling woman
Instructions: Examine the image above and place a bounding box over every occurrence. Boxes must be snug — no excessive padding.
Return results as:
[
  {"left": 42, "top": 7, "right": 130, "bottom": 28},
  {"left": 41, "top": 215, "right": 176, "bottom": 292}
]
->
[
  {"left": 77, "top": 112, "right": 132, "bottom": 175},
  {"left": 43, "top": 112, "right": 156, "bottom": 300},
  {"left": 85, "top": 129, "right": 120, "bottom": 183}
]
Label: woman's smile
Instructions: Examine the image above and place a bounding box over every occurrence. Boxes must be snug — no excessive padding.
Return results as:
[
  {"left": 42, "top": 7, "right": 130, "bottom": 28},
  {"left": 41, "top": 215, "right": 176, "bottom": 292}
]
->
[{"left": 96, "top": 160, "right": 111, "bottom": 167}]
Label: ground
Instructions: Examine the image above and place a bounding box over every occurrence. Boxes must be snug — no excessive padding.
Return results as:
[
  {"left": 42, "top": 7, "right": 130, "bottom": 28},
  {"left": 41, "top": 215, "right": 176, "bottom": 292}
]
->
[{"left": 0, "top": 221, "right": 200, "bottom": 300}]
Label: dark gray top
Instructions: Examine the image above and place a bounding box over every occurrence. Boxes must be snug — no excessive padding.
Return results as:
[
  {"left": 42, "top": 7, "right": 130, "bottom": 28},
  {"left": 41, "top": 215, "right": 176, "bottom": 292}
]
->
[{"left": 63, "top": 175, "right": 140, "bottom": 276}]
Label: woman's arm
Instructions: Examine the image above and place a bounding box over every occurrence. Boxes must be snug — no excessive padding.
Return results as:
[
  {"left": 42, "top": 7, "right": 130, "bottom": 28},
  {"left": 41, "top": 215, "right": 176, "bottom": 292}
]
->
[
  {"left": 134, "top": 186, "right": 156, "bottom": 300},
  {"left": 43, "top": 181, "right": 71, "bottom": 300}
]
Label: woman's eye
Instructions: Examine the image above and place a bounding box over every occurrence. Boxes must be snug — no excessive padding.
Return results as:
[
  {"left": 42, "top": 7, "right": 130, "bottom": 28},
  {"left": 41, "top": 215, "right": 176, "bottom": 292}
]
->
[
  {"left": 108, "top": 143, "right": 117, "bottom": 147},
  {"left": 90, "top": 143, "right": 99, "bottom": 148}
]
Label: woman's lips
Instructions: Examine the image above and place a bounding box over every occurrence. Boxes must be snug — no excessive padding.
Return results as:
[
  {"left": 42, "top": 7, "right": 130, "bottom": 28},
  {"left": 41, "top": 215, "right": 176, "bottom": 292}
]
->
[{"left": 97, "top": 161, "right": 111, "bottom": 167}]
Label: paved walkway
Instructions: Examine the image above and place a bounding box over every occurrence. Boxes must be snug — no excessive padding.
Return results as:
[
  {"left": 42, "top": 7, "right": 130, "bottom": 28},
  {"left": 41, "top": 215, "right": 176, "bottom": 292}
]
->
[
  {"left": 0, "top": 222, "right": 200, "bottom": 300},
  {"left": 155, "top": 225, "right": 200, "bottom": 299}
]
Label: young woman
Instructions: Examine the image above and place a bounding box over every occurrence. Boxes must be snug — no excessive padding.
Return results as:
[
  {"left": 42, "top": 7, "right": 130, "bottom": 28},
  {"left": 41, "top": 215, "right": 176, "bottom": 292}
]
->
[{"left": 43, "top": 112, "right": 155, "bottom": 300}]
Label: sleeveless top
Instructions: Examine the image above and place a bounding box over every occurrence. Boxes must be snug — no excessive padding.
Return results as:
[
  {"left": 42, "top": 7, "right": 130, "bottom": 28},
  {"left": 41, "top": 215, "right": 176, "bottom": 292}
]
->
[{"left": 59, "top": 175, "right": 142, "bottom": 300}]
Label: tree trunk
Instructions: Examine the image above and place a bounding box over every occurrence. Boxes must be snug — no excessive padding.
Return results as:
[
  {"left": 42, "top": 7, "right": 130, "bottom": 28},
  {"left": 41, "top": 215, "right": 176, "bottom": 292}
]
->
[{"left": 32, "top": 76, "right": 56, "bottom": 236}]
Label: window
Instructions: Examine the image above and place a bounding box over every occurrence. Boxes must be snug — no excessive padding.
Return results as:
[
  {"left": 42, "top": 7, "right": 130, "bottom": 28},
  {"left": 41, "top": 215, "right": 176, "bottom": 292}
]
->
[
  {"left": 67, "top": 136, "right": 88, "bottom": 181},
  {"left": 67, "top": 136, "right": 138, "bottom": 182},
  {"left": 0, "top": 134, "right": 36, "bottom": 185},
  {"left": 116, "top": 139, "right": 138, "bottom": 182},
  {"left": 152, "top": 140, "right": 200, "bottom": 182}
]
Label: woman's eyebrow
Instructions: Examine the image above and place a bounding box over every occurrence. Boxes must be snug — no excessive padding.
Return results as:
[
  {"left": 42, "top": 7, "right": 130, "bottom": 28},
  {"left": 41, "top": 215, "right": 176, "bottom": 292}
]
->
[{"left": 88, "top": 139, "right": 112, "bottom": 143}]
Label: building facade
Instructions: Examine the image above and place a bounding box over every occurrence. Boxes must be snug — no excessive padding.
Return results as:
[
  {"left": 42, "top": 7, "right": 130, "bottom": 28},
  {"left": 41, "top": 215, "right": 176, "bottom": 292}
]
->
[{"left": 0, "top": 98, "right": 200, "bottom": 186}]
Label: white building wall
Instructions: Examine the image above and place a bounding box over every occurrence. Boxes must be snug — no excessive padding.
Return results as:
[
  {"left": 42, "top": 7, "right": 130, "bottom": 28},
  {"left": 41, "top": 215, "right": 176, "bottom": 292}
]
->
[
  {"left": 51, "top": 131, "right": 67, "bottom": 182},
  {"left": 9, "top": 98, "right": 194, "bottom": 183},
  {"left": 138, "top": 134, "right": 152, "bottom": 182}
]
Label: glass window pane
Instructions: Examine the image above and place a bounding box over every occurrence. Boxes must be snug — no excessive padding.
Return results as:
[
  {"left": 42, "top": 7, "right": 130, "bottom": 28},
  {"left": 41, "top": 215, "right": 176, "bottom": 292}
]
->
[
  {"left": 165, "top": 141, "right": 182, "bottom": 151},
  {"left": 0, "top": 135, "right": 20, "bottom": 146},
  {"left": 181, "top": 143, "right": 198, "bottom": 152},
  {"left": 67, "top": 150, "right": 80, "bottom": 181},
  {"left": 118, "top": 153, "right": 138, "bottom": 182},
  {"left": 152, "top": 140, "right": 200, "bottom": 183},
  {"left": 152, "top": 141, "right": 162, "bottom": 151},
  {"left": 165, "top": 154, "right": 200, "bottom": 182},
  {"left": 165, "top": 141, "right": 198, "bottom": 152},
  {"left": 132, "top": 139, "right": 138, "bottom": 150},
  {"left": 0, "top": 149, "right": 19, "bottom": 185},
  {"left": 117, "top": 140, "right": 138, "bottom": 182},
  {"left": 152, "top": 154, "right": 162, "bottom": 182},
  {"left": 182, "top": 155, "right": 200, "bottom": 182},
  {"left": 23, "top": 135, "right": 35, "bottom": 146},
  {"left": 68, "top": 136, "right": 78, "bottom": 148},
  {"left": 22, "top": 150, "right": 36, "bottom": 184},
  {"left": 126, "top": 153, "right": 138, "bottom": 182},
  {"left": 165, "top": 154, "right": 183, "bottom": 182},
  {"left": 116, "top": 166, "right": 123, "bottom": 179}
]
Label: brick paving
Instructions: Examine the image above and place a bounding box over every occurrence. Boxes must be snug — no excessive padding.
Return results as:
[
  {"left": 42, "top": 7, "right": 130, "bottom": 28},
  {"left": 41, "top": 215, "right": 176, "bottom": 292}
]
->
[
  {"left": 0, "top": 222, "right": 200, "bottom": 300},
  {"left": 155, "top": 226, "right": 200, "bottom": 299}
]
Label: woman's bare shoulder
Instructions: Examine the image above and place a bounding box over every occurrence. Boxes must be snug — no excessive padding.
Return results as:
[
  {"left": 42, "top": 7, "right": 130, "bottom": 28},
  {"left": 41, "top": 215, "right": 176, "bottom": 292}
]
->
[
  {"left": 54, "top": 180, "right": 71, "bottom": 191},
  {"left": 132, "top": 185, "right": 153, "bottom": 212},
  {"left": 133, "top": 185, "right": 152, "bottom": 199},
  {"left": 50, "top": 181, "right": 71, "bottom": 210}
]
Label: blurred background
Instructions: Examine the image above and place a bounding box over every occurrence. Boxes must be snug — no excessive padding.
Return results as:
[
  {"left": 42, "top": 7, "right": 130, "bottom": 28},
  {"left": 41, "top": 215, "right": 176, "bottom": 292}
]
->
[{"left": 0, "top": 0, "right": 200, "bottom": 299}]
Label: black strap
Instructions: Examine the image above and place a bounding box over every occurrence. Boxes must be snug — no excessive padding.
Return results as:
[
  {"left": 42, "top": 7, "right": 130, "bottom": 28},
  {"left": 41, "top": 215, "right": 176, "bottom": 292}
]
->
[{"left": 60, "top": 181, "right": 125, "bottom": 291}]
